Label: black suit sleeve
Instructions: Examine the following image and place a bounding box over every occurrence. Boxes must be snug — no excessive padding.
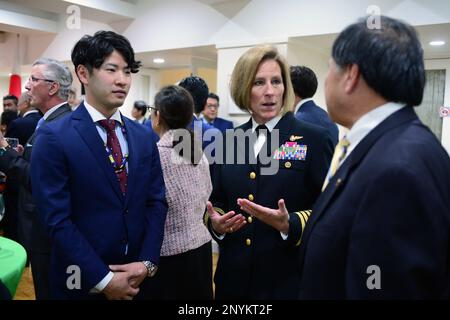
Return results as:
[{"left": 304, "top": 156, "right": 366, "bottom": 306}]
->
[
  {"left": 287, "top": 128, "right": 333, "bottom": 246},
  {"left": 204, "top": 161, "right": 229, "bottom": 242},
  {"left": 345, "top": 165, "right": 449, "bottom": 298},
  {"left": 308, "top": 129, "right": 334, "bottom": 195},
  {"left": 5, "top": 120, "right": 20, "bottom": 141},
  {"left": 0, "top": 149, "right": 31, "bottom": 192}
]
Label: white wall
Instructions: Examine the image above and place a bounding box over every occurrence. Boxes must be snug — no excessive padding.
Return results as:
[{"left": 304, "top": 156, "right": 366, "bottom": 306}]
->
[
  {"left": 287, "top": 41, "right": 345, "bottom": 138},
  {"left": 287, "top": 41, "right": 329, "bottom": 110},
  {"left": 121, "top": 68, "right": 160, "bottom": 119},
  {"left": 425, "top": 59, "right": 450, "bottom": 154}
]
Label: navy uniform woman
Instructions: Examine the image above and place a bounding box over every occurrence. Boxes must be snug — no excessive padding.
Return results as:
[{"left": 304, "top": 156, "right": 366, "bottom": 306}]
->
[{"left": 204, "top": 45, "right": 333, "bottom": 299}]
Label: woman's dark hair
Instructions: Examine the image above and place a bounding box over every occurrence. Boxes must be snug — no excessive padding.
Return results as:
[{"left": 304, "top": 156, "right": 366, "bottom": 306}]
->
[{"left": 154, "top": 85, "right": 202, "bottom": 165}]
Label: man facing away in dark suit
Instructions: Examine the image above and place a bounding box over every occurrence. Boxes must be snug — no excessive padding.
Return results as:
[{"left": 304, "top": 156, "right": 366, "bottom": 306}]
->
[
  {"left": 0, "top": 58, "right": 73, "bottom": 300},
  {"left": 1, "top": 93, "right": 41, "bottom": 246},
  {"left": 179, "top": 76, "right": 221, "bottom": 151},
  {"left": 6, "top": 92, "right": 42, "bottom": 146},
  {"left": 132, "top": 100, "right": 152, "bottom": 129},
  {"left": 30, "top": 31, "right": 167, "bottom": 300},
  {"left": 290, "top": 65, "right": 339, "bottom": 146},
  {"left": 202, "top": 93, "right": 234, "bottom": 134},
  {"left": 238, "top": 15, "right": 450, "bottom": 299}
]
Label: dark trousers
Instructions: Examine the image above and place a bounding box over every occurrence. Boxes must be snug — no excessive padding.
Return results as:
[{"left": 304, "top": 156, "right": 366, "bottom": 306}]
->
[
  {"left": 138, "top": 241, "right": 213, "bottom": 300},
  {"left": 30, "top": 251, "right": 51, "bottom": 300}
]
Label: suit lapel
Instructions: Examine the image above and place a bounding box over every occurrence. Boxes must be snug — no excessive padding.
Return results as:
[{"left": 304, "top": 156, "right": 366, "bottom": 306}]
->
[
  {"left": 26, "top": 103, "right": 72, "bottom": 149},
  {"left": 73, "top": 104, "right": 123, "bottom": 201},
  {"left": 299, "top": 107, "right": 419, "bottom": 263},
  {"left": 46, "top": 103, "right": 71, "bottom": 122},
  {"left": 123, "top": 117, "right": 139, "bottom": 207}
]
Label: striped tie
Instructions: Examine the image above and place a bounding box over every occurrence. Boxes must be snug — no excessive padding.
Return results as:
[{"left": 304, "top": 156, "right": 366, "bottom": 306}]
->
[
  {"left": 322, "top": 136, "right": 350, "bottom": 191},
  {"left": 98, "top": 119, "right": 127, "bottom": 195}
]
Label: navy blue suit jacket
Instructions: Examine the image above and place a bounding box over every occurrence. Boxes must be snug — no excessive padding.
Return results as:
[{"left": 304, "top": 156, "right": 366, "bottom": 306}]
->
[
  {"left": 6, "top": 111, "right": 41, "bottom": 146},
  {"left": 190, "top": 116, "right": 221, "bottom": 151},
  {"left": 206, "top": 112, "right": 333, "bottom": 299},
  {"left": 298, "top": 107, "right": 450, "bottom": 299},
  {"left": 295, "top": 100, "right": 339, "bottom": 146},
  {"left": 30, "top": 104, "right": 167, "bottom": 299},
  {"left": 136, "top": 118, "right": 152, "bottom": 130},
  {"left": 208, "top": 117, "right": 234, "bottom": 134}
]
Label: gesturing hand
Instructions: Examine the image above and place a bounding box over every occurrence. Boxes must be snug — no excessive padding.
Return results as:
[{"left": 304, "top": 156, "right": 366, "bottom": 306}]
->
[
  {"left": 237, "top": 198, "right": 289, "bottom": 233},
  {"left": 206, "top": 201, "right": 246, "bottom": 235}
]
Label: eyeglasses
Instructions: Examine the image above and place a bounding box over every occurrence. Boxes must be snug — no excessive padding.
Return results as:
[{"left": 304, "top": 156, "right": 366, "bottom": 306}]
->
[
  {"left": 28, "top": 76, "right": 55, "bottom": 84},
  {"left": 147, "top": 105, "right": 158, "bottom": 112},
  {"left": 206, "top": 104, "right": 219, "bottom": 109}
]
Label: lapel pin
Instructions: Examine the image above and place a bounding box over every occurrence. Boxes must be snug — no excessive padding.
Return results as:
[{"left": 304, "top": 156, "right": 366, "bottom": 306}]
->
[{"left": 290, "top": 135, "right": 303, "bottom": 141}]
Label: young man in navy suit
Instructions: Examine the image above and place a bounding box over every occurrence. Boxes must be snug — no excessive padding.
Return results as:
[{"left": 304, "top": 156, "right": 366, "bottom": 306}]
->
[
  {"left": 239, "top": 16, "right": 450, "bottom": 299},
  {"left": 202, "top": 93, "right": 234, "bottom": 134},
  {"left": 30, "top": 31, "right": 167, "bottom": 299},
  {"left": 290, "top": 66, "right": 339, "bottom": 146}
]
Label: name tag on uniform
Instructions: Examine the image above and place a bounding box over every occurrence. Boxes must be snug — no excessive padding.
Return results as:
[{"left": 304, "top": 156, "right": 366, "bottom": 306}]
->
[{"left": 273, "top": 142, "right": 307, "bottom": 160}]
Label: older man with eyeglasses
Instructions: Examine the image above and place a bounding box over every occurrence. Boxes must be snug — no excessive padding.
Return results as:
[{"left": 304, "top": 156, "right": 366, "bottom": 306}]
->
[{"left": 0, "top": 58, "right": 73, "bottom": 300}]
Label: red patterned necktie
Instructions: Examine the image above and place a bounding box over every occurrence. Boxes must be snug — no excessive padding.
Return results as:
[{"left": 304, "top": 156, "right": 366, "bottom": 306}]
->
[{"left": 98, "top": 119, "right": 127, "bottom": 194}]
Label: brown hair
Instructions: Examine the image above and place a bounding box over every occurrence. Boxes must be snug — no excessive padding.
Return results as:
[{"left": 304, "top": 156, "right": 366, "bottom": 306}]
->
[{"left": 230, "top": 45, "right": 294, "bottom": 115}]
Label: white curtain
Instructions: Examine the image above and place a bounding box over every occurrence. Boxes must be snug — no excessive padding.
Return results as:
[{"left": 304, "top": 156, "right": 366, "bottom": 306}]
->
[{"left": 415, "top": 69, "right": 446, "bottom": 139}]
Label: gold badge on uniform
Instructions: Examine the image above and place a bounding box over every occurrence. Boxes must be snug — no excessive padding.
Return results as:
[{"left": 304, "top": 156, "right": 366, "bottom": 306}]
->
[{"left": 289, "top": 135, "right": 303, "bottom": 141}]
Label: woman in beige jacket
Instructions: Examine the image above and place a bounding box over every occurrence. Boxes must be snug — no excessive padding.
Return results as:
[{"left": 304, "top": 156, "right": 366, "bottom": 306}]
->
[{"left": 147, "top": 85, "right": 213, "bottom": 299}]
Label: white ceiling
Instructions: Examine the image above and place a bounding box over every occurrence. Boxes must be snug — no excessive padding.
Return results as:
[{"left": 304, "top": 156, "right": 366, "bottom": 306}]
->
[
  {"left": 291, "top": 23, "right": 450, "bottom": 60},
  {"left": 0, "top": 0, "right": 449, "bottom": 72},
  {"left": 136, "top": 45, "right": 217, "bottom": 69},
  {"left": 0, "top": 0, "right": 136, "bottom": 34}
]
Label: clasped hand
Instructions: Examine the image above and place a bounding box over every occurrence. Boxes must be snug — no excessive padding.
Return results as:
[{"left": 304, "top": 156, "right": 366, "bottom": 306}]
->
[{"left": 103, "top": 262, "right": 147, "bottom": 300}]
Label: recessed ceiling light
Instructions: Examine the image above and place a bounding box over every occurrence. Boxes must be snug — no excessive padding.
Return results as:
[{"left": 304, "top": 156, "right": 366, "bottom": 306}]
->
[
  {"left": 429, "top": 41, "right": 445, "bottom": 46},
  {"left": 153, "top": 58, "right": 165, "bottom": 64}
]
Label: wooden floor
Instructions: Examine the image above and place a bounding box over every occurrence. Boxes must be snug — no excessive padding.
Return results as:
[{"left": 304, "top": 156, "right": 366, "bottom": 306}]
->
[
  {"left": 13, "top": 253, "right": 219, "bottom": 300},
  {"left": 14, "top": 266, "right": 35, "bottom": 300}
]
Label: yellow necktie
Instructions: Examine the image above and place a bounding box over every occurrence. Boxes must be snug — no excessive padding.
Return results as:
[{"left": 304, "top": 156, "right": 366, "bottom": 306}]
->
[{"left": 322, "top": 137, "right": 350, "bottom": 191}]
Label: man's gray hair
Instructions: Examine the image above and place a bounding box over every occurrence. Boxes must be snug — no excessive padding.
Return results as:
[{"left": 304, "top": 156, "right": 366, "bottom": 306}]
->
[
  {"left": 18, "top": 92, "right": 31, "bottom": 104},
  {"left": 32, "top": 58, "right": 73, "bottom": 100}
]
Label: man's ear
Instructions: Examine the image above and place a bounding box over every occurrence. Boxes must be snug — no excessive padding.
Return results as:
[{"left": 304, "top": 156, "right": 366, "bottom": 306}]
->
[
  {"left": 344, "top": 64, "right": 360, "bottom": 94},
  {"left": 76, "top": 65, "right": 89, "bottom": 86},
  {"left": 48, "top": 81, "right": 61, "bottom": 97}
]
